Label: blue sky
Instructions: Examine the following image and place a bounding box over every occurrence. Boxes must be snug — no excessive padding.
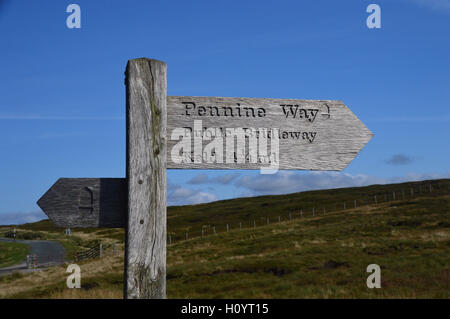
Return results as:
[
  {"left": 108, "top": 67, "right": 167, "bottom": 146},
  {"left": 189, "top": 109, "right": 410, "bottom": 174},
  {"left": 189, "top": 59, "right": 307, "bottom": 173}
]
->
[{"left": 0, "top": 0, "right": 449, "bottom": 224}]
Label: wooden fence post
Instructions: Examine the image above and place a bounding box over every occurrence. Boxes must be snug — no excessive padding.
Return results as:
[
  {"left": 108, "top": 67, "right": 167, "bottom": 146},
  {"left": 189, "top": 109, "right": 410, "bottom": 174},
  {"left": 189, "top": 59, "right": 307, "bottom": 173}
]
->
[
  {"left": 99, "top": 243, "right": 103, "bottom": 258},
  {"left": 125, "top": 58, "right": 167, "bottom": 299}
]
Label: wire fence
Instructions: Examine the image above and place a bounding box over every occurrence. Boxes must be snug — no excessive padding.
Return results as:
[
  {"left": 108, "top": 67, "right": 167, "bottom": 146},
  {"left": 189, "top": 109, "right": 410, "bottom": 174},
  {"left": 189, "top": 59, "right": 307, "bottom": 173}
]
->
[
  {"left": 21, "top": 243, "right": 118, "bottom": 269},
  {"left": 74, "top": 243, "right": 117, "bottom": 262},
  {"left": 168, "top": 181, "right": 450, "bottom": 245},
  {"left": 25, "top": 254, "right": 66, "bottom": 269},
  {"left": 4, "top": 231, "right": 16, "bottom": 239}
]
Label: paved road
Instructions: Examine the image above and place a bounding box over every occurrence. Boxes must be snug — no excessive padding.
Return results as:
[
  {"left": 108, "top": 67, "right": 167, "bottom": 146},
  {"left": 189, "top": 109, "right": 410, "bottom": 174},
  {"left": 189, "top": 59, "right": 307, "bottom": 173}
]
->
[{"left": 0, "top": 238, "right": 66, "bottom": 276}]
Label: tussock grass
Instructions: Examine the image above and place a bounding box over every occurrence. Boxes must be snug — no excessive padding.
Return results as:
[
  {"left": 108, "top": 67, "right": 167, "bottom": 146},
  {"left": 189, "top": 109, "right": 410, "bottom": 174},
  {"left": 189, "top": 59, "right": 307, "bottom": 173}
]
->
[
  {"left": 0, "top": 241, "right": 29, "bottom": 268},
  {"left": 0, "top": 179, "right": 449, "bottom": 298}
]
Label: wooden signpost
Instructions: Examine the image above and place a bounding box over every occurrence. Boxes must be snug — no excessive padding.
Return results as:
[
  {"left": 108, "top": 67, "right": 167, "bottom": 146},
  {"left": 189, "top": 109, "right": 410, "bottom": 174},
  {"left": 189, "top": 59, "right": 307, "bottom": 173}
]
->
[{"left": 37, "top": 57, "right": 373, "bottom": 299}]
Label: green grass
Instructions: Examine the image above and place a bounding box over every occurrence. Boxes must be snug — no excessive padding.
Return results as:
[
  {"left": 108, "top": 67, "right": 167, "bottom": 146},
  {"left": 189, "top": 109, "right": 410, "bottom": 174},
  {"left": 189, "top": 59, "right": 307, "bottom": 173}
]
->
[
  {"left": 165, "top": 194, "right": 450, "bottom": 298},
  {"left": 0, "top": 241, "right": 29, "bottom": 268},
  {"left": 0, "top": 178, "right": 449, "bottom": 298},
  {"left": 166, "top": 179, "right": 450, "bottom": 242}
]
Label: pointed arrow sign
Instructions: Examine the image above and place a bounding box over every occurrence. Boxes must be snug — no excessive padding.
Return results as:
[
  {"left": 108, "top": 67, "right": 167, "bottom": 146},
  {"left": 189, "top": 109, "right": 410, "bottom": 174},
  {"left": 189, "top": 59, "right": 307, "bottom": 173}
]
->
[
  {"left": 37, "top": 178, "right": 126, "bottom": 228},
  {"left": 166, "top": 97, "right": 373, "bottom": 170},
  {"left": 38, "top": 97, "right": 373, "bottom": 228},
  {"left": 37, "top": 57, "right": 373, "bottom": 299}
]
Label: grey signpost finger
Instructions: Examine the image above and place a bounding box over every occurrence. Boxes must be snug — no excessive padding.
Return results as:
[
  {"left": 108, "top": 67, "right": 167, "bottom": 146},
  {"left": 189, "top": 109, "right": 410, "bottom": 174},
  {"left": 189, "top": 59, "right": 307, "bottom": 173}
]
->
[{"left": 37, "top": 57, "right": 373, "bottom": 299}]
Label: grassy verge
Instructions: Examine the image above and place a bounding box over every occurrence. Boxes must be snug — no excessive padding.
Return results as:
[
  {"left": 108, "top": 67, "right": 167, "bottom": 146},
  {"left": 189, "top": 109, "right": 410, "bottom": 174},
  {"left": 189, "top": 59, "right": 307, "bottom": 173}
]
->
[
  {"left": 0, "top": 241, "right": 29, "bottom": 268},
  {"left": 0, "top": 193, "right": 448, "bottom": 298}
]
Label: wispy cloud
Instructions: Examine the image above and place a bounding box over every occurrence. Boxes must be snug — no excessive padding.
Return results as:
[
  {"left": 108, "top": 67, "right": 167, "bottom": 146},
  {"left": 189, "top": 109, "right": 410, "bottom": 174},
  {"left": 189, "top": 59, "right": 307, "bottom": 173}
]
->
[
  {"left": 35, "top": 132, "right": 89, "bottom": 139},
  {"left": 0, "top": 211, "right": 47, "bottom": 226},
  {"left": 368, "top": 115, "right": 450, "bottom": 123},
  {"left": 0, "top": 115, "right": 124, "bottom": 120},
  {"left": 385, "top": 154, "right": 415, "bottom": 166},
  {"left": 404, "top": 0, "right": 450, "bottom": 12},
  {"left": 234, "top": 171, "right": 450, "bottom": 197},
  {"left": 187, "top": 173, "right": 240, "bottom": 185},
  {"left": 168, "top": 184, "right": 218, "bottom": 206}
]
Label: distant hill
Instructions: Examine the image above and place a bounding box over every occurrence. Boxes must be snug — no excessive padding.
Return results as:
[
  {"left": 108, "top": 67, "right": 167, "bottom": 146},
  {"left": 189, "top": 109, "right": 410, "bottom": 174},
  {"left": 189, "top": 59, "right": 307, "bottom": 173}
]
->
[
  {"left": 1, "top": 178, "right": 449, "bottom": 298},
  {"left": 7, "top": 178, "right": 450, "bottom": 242}
]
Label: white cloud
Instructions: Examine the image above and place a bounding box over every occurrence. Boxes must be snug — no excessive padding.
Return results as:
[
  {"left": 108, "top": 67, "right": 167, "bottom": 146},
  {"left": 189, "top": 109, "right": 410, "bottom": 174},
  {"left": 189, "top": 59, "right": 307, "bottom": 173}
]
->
[
  {"left": 187, "top": 173, "right": 240, "bottom": 185},
  {"left": 404, "top": 0, "right": 450, "bottom": 12},
  {"left": 0, "top": 211, "right": 47, "bottom": 226},
  {"left": 234, "top": 171, "right": 450, "bottom": 196},
  {"left": 168, "top": 184, "right": 218, "bottom": 206}
]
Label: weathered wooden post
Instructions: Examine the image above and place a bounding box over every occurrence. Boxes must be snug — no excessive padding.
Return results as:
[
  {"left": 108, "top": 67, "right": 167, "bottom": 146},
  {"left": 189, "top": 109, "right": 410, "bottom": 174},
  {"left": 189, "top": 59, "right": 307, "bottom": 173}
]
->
[
  {"left": 125, "top": 58, "right": 167, "bottom": 299},
  {"left": 37, "top": 57, "right": 373, "bottom": 299}
]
